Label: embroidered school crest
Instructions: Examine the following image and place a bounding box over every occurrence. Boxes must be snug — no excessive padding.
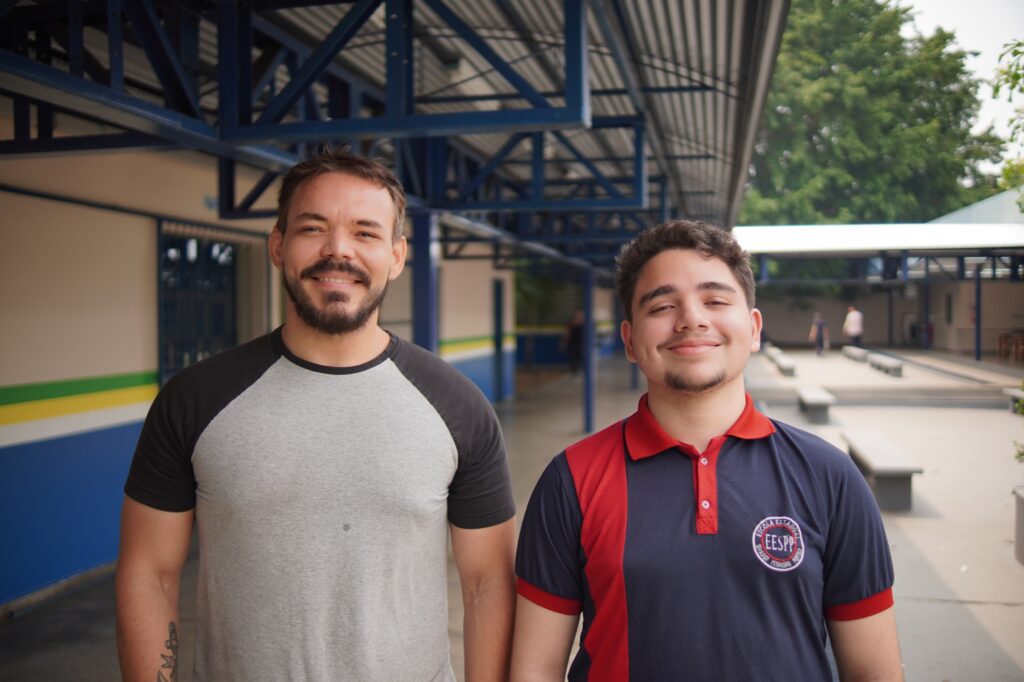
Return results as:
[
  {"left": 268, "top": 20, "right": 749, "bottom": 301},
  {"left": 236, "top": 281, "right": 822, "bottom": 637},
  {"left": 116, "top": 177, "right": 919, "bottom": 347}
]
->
[{"left": 752, "top": 516, "right": 805, "bottom": 571}]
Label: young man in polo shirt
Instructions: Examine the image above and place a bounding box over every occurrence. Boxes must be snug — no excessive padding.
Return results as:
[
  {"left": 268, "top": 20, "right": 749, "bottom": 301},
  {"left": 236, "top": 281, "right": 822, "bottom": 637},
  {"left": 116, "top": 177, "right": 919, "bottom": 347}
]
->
[{"left": 511, "top": 221, "right": 902, "bottom": 681}]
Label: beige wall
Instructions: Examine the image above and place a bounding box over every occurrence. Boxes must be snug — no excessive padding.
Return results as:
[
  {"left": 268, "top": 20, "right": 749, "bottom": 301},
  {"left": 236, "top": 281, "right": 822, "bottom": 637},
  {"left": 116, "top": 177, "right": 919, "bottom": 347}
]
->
[
  {"left": 439, "top": 258, "right": 514, "bottom": 342},
  {"left": 756, "top": 290, "right": 916, "bottom": 348},
  {"left": 0, "top": 192, "right": 156, "bottom": 385},
  {"left": 0, "top": 137, "right": 538, "bottom": 388},
  {"left": 927, "top": 279, "right": 1024, "bottom": 353},
  {"left": 756, "top": 280, "right": 1024, "bottom": 353},
  {"left": 0, "top": 147, "right": 277, "bottom": 386}
]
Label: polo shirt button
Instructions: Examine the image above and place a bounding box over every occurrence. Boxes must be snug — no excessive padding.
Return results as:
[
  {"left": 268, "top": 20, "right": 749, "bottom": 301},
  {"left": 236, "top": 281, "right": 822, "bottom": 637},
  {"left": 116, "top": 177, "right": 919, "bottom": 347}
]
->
[
  {"left": 700, "top": 457, "right": 708, "bottom": 465},
  {"left": 701, "top": 499, "right": 711, "bottom": 510}
]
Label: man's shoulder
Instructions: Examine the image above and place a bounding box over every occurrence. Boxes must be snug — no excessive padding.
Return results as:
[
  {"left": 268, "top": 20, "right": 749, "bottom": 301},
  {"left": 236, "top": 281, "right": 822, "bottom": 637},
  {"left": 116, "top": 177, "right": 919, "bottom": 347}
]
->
[
  {"left": 389, "top": 336, "right": 492, "bottom": 405},
  {"left": 566, "top": 418, "right": 625, "bottom": 456},
  {"left": 160, "top": 331, "right": 280, "bottom": 398},
  {"left": 763, "top": 418, "right": 853, "bottom": 469}
]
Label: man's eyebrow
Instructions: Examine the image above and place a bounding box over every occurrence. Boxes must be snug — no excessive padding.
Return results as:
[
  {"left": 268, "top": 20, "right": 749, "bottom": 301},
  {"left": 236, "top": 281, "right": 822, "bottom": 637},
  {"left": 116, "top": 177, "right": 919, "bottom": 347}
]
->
[
  {"left": 354, "top": 218, "right": 386, "bottom": 229},
  {"left": 637, "top": 284, "right": 676, "bottom": 306},
  {"left": 293, "top": 211, "right": 328, "bottom": 222},
  {"left": 697, "top": 281, "right": 738, "bottom": 294}
]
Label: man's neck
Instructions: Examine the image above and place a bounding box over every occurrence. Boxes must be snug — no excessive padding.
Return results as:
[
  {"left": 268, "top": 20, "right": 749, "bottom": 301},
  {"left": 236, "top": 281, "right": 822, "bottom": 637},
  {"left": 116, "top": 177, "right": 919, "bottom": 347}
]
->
[
  {"left": 280, "top": 313, "right": 391, "bottom": 368},
  {"left": 645, "top": 379, "right": 747, "bottom": 453}
]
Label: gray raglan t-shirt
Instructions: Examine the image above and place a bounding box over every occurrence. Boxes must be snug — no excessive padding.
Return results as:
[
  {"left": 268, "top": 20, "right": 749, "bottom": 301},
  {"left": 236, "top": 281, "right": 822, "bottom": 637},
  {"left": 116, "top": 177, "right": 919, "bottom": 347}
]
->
[{"left": 125, "top": 329, "right": 515, "bottom": 681}]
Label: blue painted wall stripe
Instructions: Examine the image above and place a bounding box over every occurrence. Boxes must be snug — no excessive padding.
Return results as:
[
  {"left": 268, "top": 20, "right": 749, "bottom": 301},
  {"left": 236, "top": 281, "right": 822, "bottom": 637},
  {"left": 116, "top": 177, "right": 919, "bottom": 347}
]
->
[{"left": 0, "top": 421, "right": 142, "bottom": 605}]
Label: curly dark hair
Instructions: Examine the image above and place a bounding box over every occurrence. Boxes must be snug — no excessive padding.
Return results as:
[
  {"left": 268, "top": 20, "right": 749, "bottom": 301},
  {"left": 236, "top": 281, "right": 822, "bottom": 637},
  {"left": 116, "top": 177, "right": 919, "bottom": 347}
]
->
[
  {"left": 615, "top": 220, "right": 755, "bottom": 320},
  {"left": 275, "top": 145, "right": 406, "bottom": 238}
]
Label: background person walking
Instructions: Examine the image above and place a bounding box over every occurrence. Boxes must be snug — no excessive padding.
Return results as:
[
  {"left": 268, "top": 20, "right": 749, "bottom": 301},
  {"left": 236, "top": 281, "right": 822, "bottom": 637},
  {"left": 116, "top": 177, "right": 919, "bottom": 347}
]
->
[
  {"left": 809, "top": 312, "right": 830, "bottom": 356},
  {"left": 843, "top": 305, "right": 864, "bottom": 347}
]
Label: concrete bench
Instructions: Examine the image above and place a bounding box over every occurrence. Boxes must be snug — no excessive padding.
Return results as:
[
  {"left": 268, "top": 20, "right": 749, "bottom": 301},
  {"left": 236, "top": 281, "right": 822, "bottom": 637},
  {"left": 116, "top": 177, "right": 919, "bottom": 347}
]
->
[
  {"left": 1004, "top": 387, "right": 1024, "bottom": 414},
  {"left": 867, "top": 353, "right": 903, "bottom": 377},
  {"left": 769, "top": 353, "right": 796, "bottom": 377},
  {"left": 843, "top": 430, "right": 923, "bottom": 511},
  {"left": 764, "top": 345, "right": 783, "bottom": 359},
  {"left": 842, "top": 346, "right": 869, "bottom": 362},
  {"left": 797, "top": 386, "right": 836, "bottom": 424}
]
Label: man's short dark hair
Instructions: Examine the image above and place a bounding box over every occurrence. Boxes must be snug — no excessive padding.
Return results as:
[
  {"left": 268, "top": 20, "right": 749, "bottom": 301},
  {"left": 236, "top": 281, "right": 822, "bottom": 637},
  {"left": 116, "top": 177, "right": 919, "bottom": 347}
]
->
[
  {"left": 615, "top": 220, "right": 756, "bottom": 320},
  {"left": 275, "top": 145, "right": 407, "bottom": 239}
]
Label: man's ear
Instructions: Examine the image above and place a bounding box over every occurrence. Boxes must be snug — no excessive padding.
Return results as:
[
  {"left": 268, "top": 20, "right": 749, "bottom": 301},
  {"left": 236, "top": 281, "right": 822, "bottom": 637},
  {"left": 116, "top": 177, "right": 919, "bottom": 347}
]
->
[
  {"left": 269, "top": 228, "right": 284, "bottom": 270},
  {"left": 621, "top": 319, "right": 636, "bottom": 363},
  {"left": 388, "top": 235, "right": 408, "bottom": 281},
  {"left": 750, "top": 307, "right": 763, "bottom": 352}
]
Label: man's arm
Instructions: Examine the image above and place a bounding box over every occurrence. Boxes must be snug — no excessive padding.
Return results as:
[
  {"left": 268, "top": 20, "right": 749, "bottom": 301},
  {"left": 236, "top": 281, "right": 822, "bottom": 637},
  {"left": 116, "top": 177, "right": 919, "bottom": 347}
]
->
[
  {"left": 509, "top": 597, "right": 579, "bottom": 682},
  {"left": 115, "top": 496, "right": 194, "bottom": 682},
  {"left": 451, "top": 518, "right": 517, "bottom": 682},
  {"left": 827, "top": 606, "right": 904, "bottom": 681}
]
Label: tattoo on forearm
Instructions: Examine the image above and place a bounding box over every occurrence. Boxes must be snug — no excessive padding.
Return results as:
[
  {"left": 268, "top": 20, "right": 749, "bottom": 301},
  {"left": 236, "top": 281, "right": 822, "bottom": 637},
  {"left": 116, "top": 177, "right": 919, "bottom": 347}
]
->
[{"left": 157, "top": 621, "right": 178, "bottom": 682}]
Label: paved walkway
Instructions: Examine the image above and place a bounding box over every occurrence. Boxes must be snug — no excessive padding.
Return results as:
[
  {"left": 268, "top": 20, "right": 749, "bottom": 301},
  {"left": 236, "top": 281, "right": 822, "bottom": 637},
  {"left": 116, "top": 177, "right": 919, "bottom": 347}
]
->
[{"left": 2, "top": 348, "right": 1023, "bottom": 680}]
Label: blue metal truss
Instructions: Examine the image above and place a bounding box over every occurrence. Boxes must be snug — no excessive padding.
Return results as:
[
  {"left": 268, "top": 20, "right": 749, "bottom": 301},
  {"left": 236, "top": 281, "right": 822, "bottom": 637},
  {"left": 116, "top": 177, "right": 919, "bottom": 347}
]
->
[{"left": 0, "top": 0, "right": 672, "bottom": 266}]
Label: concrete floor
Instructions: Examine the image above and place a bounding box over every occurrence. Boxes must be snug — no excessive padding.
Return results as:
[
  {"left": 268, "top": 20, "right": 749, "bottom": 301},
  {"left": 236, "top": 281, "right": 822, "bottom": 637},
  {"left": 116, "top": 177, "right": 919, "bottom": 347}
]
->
[{"left": 2, "top": 347, "right": 1023, "bottom": 680}]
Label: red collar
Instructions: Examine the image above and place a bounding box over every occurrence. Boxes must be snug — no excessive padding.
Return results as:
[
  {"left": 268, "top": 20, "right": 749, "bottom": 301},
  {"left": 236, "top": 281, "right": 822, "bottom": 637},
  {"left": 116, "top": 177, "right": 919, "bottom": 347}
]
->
[{"left": 624, "top": 393, "right": 775, "bottom": 460}]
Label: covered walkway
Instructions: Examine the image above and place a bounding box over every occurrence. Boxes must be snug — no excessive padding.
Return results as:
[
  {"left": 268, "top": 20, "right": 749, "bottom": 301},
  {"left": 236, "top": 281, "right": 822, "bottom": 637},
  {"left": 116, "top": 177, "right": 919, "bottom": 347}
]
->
[{"left": 2, "top": 347, "right": 1023, "bottom": 680}]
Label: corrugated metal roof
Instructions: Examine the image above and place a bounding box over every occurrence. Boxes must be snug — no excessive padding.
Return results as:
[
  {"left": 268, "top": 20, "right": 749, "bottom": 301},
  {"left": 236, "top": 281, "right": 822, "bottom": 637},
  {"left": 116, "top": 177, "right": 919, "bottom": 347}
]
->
[{"left": 3, "top": 0, "right": 789, "bottom": 257}]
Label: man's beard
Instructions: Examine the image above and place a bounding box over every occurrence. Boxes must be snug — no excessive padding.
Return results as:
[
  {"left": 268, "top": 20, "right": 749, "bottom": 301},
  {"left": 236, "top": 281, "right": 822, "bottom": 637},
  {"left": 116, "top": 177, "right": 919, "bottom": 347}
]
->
[
  {"left": 282, "top": 259, "right": 388, "bottom": 335},
  {"left": 664, "top": 369, "right": 728, "bottom": 393}
]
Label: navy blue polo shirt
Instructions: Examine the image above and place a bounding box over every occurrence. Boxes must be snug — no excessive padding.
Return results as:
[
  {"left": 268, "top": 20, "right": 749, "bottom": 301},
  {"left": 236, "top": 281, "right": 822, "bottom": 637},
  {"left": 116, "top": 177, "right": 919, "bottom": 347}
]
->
[{"left": 516, "top": 394, "right": 894, "bottom": 681}]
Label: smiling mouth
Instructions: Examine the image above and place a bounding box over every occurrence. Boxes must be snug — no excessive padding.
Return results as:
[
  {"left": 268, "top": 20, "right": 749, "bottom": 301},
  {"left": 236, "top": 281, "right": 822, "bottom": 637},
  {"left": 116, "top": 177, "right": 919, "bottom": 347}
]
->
[
  {"left": 313, "top": 275, "right": 361, "bottom": 285},
  {"left": 660, "top": 338, "right": 722, "bottom": 353}
]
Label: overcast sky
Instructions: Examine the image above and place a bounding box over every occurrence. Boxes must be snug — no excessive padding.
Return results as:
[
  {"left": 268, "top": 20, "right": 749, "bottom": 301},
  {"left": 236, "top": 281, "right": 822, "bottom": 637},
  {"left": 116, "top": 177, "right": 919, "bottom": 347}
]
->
[{"left": 897, "top": 0, "right": 1023, "bottom": 166}]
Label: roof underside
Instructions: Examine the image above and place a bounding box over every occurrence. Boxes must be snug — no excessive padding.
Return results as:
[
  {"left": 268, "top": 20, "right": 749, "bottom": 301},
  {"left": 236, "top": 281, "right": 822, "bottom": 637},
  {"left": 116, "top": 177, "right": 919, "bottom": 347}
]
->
[{"left": 0, "top": 0, "right": 790, "bottom": 269}]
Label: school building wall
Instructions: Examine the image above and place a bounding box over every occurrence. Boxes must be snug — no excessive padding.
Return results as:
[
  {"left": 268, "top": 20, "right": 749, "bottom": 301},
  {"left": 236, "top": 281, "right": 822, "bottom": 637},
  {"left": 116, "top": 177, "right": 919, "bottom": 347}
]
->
[
  {"left": 0, "top": 145, "right": 517, "bottom": 610},
  {"left": 756, "top": 280, "right": 1024, "bottom": 353}
]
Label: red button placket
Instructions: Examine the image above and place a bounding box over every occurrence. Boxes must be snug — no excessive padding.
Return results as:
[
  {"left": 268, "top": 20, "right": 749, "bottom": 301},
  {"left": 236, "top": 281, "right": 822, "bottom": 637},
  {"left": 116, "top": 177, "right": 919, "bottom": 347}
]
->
[{"left": 680, "top": 435, "right": 727, "bottom": 535}]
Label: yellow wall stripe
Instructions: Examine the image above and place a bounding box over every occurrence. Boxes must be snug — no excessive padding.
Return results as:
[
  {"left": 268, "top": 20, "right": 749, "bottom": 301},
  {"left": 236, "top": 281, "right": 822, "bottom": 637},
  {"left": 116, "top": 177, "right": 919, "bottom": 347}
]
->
[{"left": 0, "top": 385, "right": 158, "bottom": 427}]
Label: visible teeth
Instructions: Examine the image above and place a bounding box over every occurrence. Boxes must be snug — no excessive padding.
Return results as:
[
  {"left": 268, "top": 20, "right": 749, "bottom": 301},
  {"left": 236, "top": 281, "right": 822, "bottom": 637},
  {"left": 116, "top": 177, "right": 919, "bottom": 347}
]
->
[{"left": 321, "top": 277, "right": 354, "bottom": 283}]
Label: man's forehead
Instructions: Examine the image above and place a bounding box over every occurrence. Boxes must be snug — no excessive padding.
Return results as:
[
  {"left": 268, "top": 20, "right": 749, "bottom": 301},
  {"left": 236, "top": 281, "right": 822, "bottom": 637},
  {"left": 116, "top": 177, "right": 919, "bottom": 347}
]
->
[
  {"left": 637, "top": 248, "right": 735, "bottom": 283},
  {"left": 289, "top": 173, "right": 393, "bottom": 213}
]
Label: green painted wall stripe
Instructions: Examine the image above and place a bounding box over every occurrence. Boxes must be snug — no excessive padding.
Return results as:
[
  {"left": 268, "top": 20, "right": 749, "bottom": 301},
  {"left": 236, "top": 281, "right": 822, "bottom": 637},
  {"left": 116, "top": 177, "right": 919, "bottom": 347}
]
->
[{"left": 0, "top": 371, "right": 159, "bottom": 406}]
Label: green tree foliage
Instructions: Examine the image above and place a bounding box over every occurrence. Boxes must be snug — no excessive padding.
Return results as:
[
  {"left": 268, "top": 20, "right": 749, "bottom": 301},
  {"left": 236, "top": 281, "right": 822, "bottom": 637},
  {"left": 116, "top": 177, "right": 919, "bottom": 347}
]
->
[
  {"left": 993, "top": 39, "right": 1024, "bottom": 210},
  {"left": 741, "top": 0, "right": 1003, "bottom": 226}
]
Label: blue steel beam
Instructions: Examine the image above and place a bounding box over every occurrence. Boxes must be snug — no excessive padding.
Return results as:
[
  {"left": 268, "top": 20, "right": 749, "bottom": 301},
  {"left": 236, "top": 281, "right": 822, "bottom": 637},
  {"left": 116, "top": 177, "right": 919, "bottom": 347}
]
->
[
  {"left": 417, "top": 85, "right": 714, "bottom": 104},
  {"left": 0, "top": 132, "right": 174, "bottom": 156},
  {"left": 563, "top": 0, "right": 589, "bottom": 126},
  {"left": 0, "top": 0, "right": 17, "bottom": 21},
  {"left": 120, "top": 0, "right": 201, "bottom": 117},
  {"left": 223, "top": 107, "right": 588, "bottom": 144},
  {"left": 455, "top": 133, "right": 527, "bottom": 202},
  {"left": 0, "top": 49, "right": 296, "bottom": 172},
  {"left": 252, "top": 45, "right": 288, "bottom": 104},
  {"left": 582, "top": 267, "right": 596, "bottom": 433},
  {"left": 107, "top": 0, "right": 123, "bottom": 90},
  {"left": 256, "top": 0, "right": 381, "bottom": 125},
  {"left": 593, "top": 0, "right": 685, "bottom": 216},
  {"left": 412, "top": 211, "right": 440, "bottom": 353},
  {"left": 385, "top": 0, "right": 414, "bottom": 117},
  {"left": 423, "top": 0, "right": 552, "bottom": 110}
]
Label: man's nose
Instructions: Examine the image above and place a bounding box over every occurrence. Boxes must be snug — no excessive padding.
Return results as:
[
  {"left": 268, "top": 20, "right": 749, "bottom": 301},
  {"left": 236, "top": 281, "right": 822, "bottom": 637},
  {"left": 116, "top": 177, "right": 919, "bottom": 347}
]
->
[
  {"left": 321, "top": 228, "right": 355, "bottom": 260},
  {"left": 674, "top": 301, "right": 709, "bottom": 331}
]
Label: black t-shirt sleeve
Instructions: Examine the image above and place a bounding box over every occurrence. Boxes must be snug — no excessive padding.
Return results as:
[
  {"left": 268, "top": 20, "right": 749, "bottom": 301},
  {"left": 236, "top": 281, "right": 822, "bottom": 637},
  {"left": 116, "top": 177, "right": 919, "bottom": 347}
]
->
[
  {"left": 391, "top": 339, "right": 516, "bottom": 529},
  {"left": 124, "top": 332, "right": 282, "bottom": 512},
  {"left": 124, "top": 377, "right": 198, "bottom": 511}
]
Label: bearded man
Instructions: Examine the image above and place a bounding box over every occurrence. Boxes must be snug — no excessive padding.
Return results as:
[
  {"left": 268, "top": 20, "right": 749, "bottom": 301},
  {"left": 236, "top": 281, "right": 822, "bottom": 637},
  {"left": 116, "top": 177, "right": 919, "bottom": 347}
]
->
[{"left": 116, "top": 148, "right": 516, "bottom": 681}]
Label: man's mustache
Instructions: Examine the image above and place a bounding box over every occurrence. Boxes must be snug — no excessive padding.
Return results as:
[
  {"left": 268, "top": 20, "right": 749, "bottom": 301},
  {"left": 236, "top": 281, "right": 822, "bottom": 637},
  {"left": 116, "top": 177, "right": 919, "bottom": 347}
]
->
[{"left": 300, "top": 259, "right": 369, "bottom": 284}]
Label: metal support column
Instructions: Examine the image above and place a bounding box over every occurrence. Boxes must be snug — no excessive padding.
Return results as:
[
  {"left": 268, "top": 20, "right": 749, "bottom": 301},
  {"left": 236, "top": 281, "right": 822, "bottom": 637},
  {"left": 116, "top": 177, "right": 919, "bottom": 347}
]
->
[
  {"left": 922, "top": 258, "right": 930, "bottom": 349},
  {"left": 974, "top": 265, "right": 982, "bottom": 362},
  {"left": 492, "top": 278, "right": 505, "bottom": 402},
  {"left": 583, "top": 268, "right": 596, "bottom": 433},
  {"left": 887, "top": 288, "right": 894, "bottom": 347},
  {"left": 412, "top": 211, "right": 439, "bottom": 353}
]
